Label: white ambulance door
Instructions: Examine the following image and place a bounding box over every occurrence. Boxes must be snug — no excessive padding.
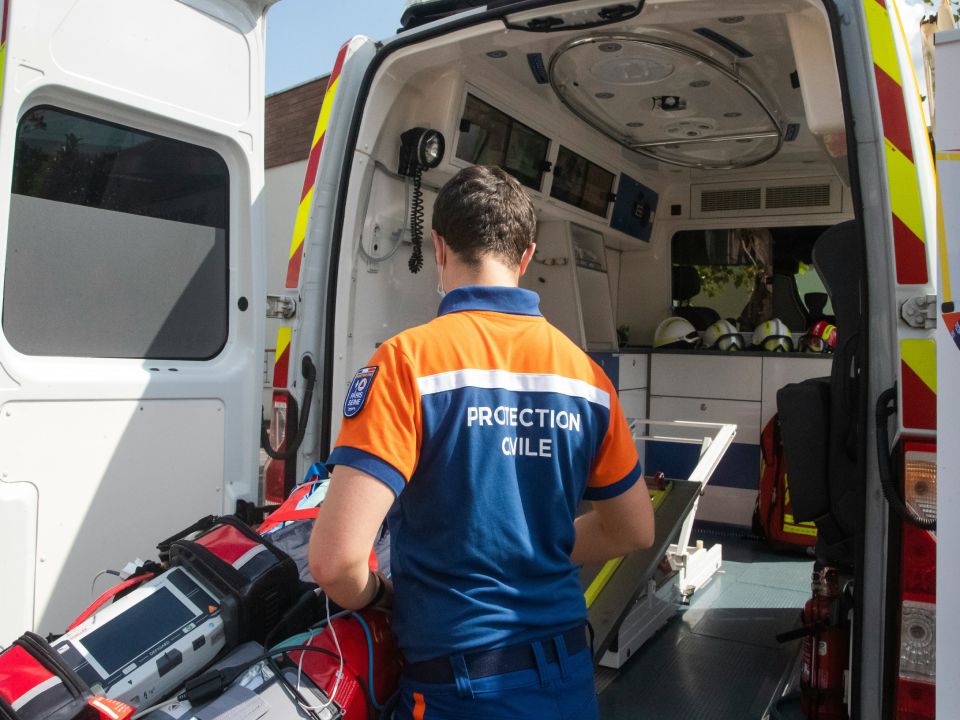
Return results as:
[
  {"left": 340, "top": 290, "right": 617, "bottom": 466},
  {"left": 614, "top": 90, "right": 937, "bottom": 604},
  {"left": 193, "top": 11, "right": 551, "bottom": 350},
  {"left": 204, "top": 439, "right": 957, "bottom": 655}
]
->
[
  {"left": 0, "top": 0, "right": 271, "bottom": 643},
  {"left": 934, "top": 26, "right": 960, "bottom": 718}
]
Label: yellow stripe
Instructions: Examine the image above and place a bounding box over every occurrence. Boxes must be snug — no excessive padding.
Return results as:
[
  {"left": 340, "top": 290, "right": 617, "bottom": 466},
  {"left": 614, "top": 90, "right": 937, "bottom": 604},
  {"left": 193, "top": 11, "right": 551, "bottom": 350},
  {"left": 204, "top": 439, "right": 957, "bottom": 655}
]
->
[
  {"left": 274, "top": 327, "right": 292, "bottom": 364},
  {"left": 583, "top": 486, "right": 670, "bottom": 608},
  {"left": 936, "top": 168, "right": 953, "bottom": 303},
  {"left": 311, "top": 75, "right": 339, "bottom": 147},
  {"left": 885, "top": 138, "right": 925, "bottom": 241},
  {"left": 288, "top": 188, "right": 314, "bottom": 260},
  {"left": 0, "top": 43, "right": 6, "bottom": 105},
  {"left": 937, "top": 152, "right": 960, "bottom": 162},
  {"left": 782, "top": 515, "right": 818, "bottom": 537},
  {"left": 901, "top": 339, "right": 937, "bottom": 394},
  {"left": 864, "top": 0, "right": 901, "bottom": 82}
]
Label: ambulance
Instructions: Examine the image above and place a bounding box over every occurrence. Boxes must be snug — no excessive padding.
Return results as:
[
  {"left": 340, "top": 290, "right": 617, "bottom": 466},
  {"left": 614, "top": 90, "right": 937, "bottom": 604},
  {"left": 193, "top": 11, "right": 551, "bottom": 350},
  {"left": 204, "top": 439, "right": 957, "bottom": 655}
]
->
[{"left": 0, "top": 0, "right": 953, "bottom": 717}]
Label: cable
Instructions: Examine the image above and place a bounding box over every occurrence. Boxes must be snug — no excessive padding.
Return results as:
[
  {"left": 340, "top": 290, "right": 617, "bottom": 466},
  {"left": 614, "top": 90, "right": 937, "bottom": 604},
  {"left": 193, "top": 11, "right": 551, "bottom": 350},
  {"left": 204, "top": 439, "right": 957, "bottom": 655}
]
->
[
  {"left": 407, "top": 167, "right": 424, "bottom": 273},
  {"left": 350, "top": 613, "right": 385, "bottom": 710},
  {"left": 295, "top": 595, "right": 344, "bottom": 713},
  {"left": 875, "top": 386, "right": 936, "bottom": 530}
]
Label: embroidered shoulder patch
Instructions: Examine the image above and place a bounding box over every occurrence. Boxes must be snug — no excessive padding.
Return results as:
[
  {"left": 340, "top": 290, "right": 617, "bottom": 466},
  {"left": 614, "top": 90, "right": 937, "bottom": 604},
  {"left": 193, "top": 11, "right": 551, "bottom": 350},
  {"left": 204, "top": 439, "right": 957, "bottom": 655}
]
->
[{"left": 343, "top": 365, "right": 379, "bottom": 418}]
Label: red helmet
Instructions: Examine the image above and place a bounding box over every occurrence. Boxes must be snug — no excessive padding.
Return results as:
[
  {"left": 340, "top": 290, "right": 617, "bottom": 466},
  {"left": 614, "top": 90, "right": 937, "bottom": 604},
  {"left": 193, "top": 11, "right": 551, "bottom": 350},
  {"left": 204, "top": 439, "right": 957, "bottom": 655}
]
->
[{"left": 801, "top": 321, "right": 837, "bottom": 353}]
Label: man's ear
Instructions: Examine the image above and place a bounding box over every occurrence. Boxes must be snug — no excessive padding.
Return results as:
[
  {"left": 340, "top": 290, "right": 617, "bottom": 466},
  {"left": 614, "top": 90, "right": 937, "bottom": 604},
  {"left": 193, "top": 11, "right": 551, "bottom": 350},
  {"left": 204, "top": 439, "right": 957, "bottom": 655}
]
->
[
  {"left": 518, "top": 242, "right": 537, "bottom": 277},
  {"left": 432, "top": 229, "right": 445, "bottom": 266}
]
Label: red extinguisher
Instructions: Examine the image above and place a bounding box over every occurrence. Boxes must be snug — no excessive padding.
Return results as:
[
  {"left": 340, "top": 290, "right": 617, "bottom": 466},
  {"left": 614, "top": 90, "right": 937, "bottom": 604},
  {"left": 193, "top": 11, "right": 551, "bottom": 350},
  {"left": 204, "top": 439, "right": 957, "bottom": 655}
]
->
[{"left": 800, "top": 565, "right": 849, "bottom": 719}]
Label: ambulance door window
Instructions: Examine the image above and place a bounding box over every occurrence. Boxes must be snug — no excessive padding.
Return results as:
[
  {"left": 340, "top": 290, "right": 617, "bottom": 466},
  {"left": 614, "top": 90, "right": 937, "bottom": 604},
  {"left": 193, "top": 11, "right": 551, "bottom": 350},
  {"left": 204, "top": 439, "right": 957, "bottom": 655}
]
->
[{"left": 2, "top": 106, "right": 229, "bottom": 359}]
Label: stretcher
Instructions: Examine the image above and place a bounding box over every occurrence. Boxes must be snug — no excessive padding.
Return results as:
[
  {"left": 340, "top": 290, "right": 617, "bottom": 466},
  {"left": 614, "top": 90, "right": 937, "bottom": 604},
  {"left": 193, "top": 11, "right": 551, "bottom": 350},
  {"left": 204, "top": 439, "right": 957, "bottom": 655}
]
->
[{"left": 581, "top": 420, "right": 737, "bottom": 668}]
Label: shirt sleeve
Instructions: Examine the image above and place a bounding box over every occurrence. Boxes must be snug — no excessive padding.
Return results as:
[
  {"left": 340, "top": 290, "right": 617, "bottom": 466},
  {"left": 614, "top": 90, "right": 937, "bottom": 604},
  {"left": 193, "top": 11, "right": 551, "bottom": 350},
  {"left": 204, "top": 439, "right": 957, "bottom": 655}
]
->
[
  {"left": 584, "top": 386, "right": 642, "bottom": 501},
  {"left": 325, "top": 341, "right": 421, "bottom": 497}
]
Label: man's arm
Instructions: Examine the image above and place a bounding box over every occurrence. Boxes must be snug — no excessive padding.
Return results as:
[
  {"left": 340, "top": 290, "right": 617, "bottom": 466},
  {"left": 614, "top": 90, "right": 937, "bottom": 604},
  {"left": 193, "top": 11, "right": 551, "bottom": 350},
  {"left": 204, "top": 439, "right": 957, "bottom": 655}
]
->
[
  {"left": 308, "top": 465, "right": 397, "bottom": 609},
  {"left": 571, "top": 478, "right": 655, "bottom": 565}
]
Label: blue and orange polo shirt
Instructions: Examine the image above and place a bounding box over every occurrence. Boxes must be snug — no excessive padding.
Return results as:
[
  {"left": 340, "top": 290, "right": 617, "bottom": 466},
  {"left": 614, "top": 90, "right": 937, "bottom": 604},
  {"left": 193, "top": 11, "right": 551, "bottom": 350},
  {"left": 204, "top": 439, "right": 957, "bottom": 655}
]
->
[{"left": 326, "top": 285, "right": 641, "bottom": 662}]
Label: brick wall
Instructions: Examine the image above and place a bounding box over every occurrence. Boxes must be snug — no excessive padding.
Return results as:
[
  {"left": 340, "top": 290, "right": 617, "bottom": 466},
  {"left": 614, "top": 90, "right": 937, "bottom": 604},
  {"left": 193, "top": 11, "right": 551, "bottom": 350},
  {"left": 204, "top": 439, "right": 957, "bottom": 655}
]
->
[{"left": 265, "top": 76, "right": 329, "bottom": 169}]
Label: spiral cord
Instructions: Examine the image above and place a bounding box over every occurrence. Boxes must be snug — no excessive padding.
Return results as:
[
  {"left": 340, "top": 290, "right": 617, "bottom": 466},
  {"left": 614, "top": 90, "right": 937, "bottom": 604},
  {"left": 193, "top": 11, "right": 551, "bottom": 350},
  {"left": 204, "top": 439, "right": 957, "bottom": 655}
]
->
[{"left": 408, "top": 167, "right": 424, "bottom": 273}]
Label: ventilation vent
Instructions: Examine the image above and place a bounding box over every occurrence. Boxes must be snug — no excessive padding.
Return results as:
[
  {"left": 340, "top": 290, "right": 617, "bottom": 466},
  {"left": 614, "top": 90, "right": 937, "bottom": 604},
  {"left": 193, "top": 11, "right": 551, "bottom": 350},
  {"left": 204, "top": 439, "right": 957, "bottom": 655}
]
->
[
  {"left": 700, "top": 187, "right": 762, "bottom": 212},
  {"left": 691, "top": 177, "right": 842, "bottom": 218},
  {"left": 765, "top": 184, "right": 832, "bottom": 209}
]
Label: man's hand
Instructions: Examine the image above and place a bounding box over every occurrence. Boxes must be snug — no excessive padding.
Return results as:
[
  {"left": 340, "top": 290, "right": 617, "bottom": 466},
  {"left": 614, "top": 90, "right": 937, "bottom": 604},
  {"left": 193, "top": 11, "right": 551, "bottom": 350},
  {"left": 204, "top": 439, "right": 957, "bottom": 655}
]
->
[
  {"left": 308, "top": 465, "right": 397, "bottom": 609},
  {"left": 571, "top": 479, "right": 655, "bottom": 566}
]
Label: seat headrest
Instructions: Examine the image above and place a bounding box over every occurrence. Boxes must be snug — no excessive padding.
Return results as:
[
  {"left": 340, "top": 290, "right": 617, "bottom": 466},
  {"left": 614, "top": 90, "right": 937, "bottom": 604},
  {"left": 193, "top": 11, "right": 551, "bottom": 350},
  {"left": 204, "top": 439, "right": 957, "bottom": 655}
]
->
[{"left": 672, "top": 265, "right": 701, "bottom": 302}]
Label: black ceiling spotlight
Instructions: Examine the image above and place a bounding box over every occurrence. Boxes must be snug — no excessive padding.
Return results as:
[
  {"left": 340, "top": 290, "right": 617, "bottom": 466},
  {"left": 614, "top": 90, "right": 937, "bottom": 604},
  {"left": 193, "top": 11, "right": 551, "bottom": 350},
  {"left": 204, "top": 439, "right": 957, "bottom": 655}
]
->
[{"left": 397, "top": 127, "right": 445, "bottom": 273}]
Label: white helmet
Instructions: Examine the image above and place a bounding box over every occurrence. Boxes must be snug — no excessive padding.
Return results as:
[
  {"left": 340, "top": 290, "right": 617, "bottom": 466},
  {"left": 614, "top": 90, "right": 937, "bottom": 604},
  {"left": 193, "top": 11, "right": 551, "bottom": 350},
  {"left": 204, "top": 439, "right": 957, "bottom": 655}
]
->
[
  {"left": 654, "top": 316, "right": 700, "bottom": 349},
  {"left": 703, "top": 319, "right": 745, "bottom": 351},
  {"left": 752, "top": 318, "right": 793, "bottom": 352}
]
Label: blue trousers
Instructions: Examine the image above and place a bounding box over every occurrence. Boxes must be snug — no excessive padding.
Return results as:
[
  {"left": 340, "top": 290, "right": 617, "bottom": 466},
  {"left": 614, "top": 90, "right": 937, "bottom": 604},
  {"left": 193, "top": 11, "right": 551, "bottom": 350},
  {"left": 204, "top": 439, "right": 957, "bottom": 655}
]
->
[{"left": 395, "top": 632, "right": 598, "bottom": 720}]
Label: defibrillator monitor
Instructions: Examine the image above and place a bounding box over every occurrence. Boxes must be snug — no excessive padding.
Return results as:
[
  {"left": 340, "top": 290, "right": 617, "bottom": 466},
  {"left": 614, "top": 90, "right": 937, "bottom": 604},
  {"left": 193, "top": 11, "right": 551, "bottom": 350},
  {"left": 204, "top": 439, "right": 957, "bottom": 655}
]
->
[{"left": 53, "top": 567, "right": 230, "bottom": 707}]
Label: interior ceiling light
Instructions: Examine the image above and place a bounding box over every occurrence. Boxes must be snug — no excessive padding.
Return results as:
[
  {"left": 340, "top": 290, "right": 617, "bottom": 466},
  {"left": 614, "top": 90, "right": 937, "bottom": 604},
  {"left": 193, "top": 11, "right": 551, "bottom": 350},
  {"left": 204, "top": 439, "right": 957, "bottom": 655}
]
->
[
  {"left": 589, "top": 57, "right": 675, "bottom": 85},
  {"left": 487, "top": 50, "right": 508, "bottom": 58},
  {"left": 549, "top": 33, "right": 783, "bottom": 170}
]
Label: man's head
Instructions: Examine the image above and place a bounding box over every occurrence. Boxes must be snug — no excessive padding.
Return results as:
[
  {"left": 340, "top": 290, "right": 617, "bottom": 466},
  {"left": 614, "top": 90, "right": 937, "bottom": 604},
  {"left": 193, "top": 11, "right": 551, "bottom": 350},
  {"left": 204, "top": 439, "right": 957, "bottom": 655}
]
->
[{"left": 432, "top": 166, "right": 537, "bottom": 270}]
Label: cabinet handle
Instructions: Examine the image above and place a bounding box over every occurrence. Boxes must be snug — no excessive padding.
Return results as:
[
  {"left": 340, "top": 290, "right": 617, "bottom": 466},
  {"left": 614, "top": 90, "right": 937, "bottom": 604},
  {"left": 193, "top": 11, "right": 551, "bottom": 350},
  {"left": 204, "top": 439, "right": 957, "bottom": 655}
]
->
[{"left": 700, "top": 403, "right": 708, "bottom": 411}]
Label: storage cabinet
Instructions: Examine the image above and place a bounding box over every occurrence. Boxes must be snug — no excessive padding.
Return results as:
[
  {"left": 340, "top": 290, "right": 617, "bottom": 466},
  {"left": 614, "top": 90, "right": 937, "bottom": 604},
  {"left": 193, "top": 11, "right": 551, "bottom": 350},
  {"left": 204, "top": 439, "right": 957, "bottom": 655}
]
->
[{"left": 522, "top": 221, "right": 618, "bottom": 352}]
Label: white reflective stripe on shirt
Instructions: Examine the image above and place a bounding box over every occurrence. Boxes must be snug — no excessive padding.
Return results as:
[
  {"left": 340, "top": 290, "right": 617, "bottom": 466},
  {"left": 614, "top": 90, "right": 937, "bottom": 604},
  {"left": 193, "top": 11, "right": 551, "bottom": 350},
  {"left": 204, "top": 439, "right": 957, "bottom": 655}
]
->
[{"left": 416, "top": 369, "right": 610, "bottom": 409}]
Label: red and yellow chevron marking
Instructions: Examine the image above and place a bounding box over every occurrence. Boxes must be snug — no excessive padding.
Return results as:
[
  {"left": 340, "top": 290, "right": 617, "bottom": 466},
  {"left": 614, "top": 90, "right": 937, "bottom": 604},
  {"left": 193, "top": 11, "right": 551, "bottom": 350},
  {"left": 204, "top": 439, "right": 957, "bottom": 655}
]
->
[
  {"left": 284, "top": 42, "right": 349, "bottom": 289},
  {"left": 901, "top": 339, "right": 936, "bottom": 432},
  {"left": 0, "top": 0, "right": 9, "bottom": 104},
  {"left": 864, "top": 0, "right": 929, "bottom": 285},
  {"left": 273, "top": 327, "right": 292, "bottom": 390}
]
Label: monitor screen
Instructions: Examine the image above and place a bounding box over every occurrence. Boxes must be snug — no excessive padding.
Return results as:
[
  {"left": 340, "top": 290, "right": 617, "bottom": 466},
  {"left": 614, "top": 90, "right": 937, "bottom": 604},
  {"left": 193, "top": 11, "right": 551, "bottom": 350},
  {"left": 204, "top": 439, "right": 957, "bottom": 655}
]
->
[{"left": 81, "top": 586, "right": 194, "bottom": 675}]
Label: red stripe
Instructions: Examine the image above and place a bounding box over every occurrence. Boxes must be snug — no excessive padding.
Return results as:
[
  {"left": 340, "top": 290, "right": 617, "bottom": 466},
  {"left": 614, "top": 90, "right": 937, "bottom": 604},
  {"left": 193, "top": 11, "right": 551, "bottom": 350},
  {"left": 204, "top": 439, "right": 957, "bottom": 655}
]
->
[
  {"left": 273, "top": 344, "right": 290, "bottom": 388},
  {"left": 874, "top": 66, "right": 913, "bottom": 162},
  {"left": 2, "top": 0, "right": 9, "bottom": 46},
  {"left": 892, "top": 215, "right": 929, "bottom": 284},
  {"left": 284, "top": 247, "right": 304, "bottom": 290},
  {"left": 196, "top": 525, "right": 259, "bottom": 565},
  {"left": 300, "top": 134, "right": 325, "bottom": 202},
  {"left": 329, "top": 42, "right": 349, "bottom": 86},
  {"left": 874, "top": 0, "right": 886, "bottom": 7},
  {"left": 0, "top": 646, "right": 53, "bottom": 703},
  {"left": 901, "top": 361, "right": 936, "bottom": 431}
]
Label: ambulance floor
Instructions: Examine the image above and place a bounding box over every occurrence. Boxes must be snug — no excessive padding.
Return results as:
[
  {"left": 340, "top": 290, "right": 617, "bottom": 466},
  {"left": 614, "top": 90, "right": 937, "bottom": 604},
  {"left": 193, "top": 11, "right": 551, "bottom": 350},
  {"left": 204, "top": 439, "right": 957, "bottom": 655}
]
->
[{"left": 599, "top": 529, "right": 813, "bottom": 720}]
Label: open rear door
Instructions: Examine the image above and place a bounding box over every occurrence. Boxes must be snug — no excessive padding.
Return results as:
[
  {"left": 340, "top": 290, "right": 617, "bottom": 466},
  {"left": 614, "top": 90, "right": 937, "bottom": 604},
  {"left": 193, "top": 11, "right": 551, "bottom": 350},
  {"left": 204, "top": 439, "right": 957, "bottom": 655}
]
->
[{"left": 0, "top": 0, "right": 271, "bottom": 643}]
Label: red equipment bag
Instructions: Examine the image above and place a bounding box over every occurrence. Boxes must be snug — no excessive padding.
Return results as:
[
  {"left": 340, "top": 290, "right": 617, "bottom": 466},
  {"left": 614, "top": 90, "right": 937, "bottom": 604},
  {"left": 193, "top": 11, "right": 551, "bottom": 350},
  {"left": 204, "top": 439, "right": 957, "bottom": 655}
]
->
[
  {"left": 285, "top": 610, "right": 401, "bottom": 719},
  {"left": 0, "top": 632, "right": 96, "bottom": 720},
  {"left": 167, "top": 515, "right": 300, "bottom": 645},
  {"left": 754, "top": 415, "right": 818, "bottom": 548}
]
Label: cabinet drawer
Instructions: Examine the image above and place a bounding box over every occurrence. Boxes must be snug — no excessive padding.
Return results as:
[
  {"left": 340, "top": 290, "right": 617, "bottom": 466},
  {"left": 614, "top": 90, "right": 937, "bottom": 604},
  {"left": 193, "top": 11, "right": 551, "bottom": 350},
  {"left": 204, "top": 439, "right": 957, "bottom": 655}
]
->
[
  {"left": 648, "top": 395, "right": 760, "bottom": 443},
  {"left": 650, "top": 354, "right": 762, "bottom": 401},
  {"left": 617, "top": 354, "right": 648, "bottom": 390},
  {"left": 619, "top": 389, "right": 647, "bottom": 420}
]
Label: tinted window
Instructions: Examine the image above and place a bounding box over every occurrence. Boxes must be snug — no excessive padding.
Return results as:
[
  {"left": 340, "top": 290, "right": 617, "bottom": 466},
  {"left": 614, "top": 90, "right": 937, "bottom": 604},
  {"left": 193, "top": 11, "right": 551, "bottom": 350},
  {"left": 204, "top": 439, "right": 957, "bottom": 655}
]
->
[
  {"left": 456, "top": 94, "right": 549, "bottom": 190},
  {"left": 550, "top": 146, "right": 613, "bottom": 217},
  {"left": 3, "top": 106, "right": 229, "bottom": 359}
]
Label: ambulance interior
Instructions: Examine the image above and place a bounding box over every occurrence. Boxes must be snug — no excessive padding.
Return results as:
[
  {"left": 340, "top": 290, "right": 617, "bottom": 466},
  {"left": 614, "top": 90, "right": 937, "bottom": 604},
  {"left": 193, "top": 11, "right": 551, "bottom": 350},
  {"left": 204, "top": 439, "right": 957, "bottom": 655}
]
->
[{"left": 332, "top": 0, "right": 861, "bottom": 714}]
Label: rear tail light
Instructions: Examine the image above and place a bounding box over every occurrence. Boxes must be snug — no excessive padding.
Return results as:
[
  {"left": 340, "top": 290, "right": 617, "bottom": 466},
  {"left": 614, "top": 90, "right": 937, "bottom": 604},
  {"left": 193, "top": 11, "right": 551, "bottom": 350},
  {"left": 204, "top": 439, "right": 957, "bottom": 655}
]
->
[{"left": 895, "top": 442, "right": 936, "bottom": 720}]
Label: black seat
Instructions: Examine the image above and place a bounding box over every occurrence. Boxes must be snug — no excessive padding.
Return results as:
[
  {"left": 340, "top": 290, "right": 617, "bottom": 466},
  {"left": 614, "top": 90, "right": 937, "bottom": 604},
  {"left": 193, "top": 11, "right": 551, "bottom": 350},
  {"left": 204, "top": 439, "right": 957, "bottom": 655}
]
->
[
  {"left": 672, "top": 265, "right": 720, "bottom": 330},
  {"left": 776, "top": 221, "right": 864, "bottom": 567},
  {"left": 771, "top": 256, "right": 809, "bottom": 331}
]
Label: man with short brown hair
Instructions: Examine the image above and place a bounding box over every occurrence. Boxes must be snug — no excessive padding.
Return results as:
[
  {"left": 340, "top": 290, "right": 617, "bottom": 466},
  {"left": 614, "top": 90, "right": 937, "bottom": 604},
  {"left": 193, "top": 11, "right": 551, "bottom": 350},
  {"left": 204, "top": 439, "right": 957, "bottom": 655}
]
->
[{"left": 310, "top": 165, "right": 654, "bottom": 719}]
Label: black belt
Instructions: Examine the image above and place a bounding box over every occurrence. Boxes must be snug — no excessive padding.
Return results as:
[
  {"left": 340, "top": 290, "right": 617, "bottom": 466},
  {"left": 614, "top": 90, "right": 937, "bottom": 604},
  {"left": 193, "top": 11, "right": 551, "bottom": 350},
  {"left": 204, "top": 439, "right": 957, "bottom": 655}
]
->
[{"left": 403, "top": 626, "right": 588, "bottom": 684}]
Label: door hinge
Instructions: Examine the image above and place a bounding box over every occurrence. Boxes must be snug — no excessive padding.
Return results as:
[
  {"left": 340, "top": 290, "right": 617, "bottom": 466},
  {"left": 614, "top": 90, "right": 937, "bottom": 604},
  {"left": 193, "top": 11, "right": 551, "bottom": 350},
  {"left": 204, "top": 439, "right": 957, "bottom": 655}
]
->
[
  {"left": 900, "top": 294, "right": 937, "bottom": 329},
  {"left": 266, "top": 293, "right": 297, "bottom": 319}
]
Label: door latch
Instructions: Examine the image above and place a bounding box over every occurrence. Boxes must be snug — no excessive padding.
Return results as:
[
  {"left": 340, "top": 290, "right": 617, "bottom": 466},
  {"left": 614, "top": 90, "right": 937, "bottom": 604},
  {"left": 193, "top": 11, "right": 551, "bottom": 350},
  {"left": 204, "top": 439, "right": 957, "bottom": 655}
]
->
[{"left": 266, "top": 293, "right": 297, "bottom": 319}]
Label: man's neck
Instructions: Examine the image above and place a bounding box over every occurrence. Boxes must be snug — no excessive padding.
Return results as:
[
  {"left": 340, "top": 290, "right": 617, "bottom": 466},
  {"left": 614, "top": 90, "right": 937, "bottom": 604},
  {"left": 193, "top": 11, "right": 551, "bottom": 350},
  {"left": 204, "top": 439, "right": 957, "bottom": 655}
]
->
[{"left": 444, "top": 258, "right": 520, "bottom": 291}]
